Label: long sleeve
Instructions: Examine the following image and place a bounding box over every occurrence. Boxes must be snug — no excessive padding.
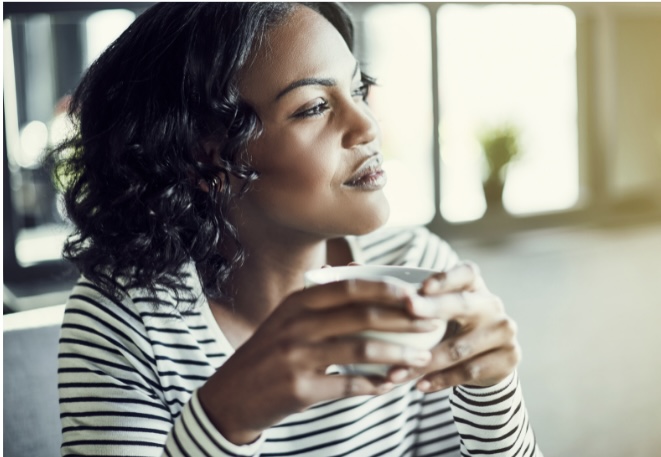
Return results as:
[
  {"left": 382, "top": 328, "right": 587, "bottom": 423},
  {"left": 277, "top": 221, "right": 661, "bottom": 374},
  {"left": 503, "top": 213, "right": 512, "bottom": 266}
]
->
[
  {"left": 166, "top": 392, "right": 266, "bottom": 457},
  {"left": 58, "top": 280, "right": 265, "bottom": 457},
  {"left": 356, "top": 227, "right": 542, "bottom": 456},
  {"left": 449, "top": 372, "right": 542, "bottom": 456}
]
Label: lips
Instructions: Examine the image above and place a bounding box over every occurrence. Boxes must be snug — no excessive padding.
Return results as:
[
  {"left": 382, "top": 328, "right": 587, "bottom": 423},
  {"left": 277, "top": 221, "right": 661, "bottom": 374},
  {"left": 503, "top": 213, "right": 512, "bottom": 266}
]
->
[{"left": 344, "top": 154, "right": 387, "bottom": 189}]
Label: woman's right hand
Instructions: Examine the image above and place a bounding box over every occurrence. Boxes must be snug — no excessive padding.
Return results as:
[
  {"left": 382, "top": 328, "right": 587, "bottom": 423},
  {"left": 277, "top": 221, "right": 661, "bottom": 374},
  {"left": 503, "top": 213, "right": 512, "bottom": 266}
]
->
[{"left": 198, "top": 279, "right": 440, "bottom": 445}]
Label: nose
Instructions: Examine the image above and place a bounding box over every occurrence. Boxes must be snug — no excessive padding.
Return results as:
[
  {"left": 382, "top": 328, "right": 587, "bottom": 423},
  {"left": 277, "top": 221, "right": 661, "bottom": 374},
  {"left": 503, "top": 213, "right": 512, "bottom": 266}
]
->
[{"left": 341, "top": 101, "right": 379, "bottom": 149}]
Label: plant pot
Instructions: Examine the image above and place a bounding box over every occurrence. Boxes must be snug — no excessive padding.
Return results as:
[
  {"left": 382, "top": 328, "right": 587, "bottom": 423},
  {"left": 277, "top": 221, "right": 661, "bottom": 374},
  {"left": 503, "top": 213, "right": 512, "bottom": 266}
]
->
[{"left": 482, "top": 177, "right": 505, "bottom": 213}]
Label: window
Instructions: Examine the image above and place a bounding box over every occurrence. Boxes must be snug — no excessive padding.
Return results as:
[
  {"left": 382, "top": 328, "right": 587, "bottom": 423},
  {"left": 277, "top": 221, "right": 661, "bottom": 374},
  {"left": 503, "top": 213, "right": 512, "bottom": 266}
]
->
[
  {"left": 354, "top": 4, "right": 435, "bottom": 227},
  {"left": 350, "top": 3, "right": 580, "bottom": 226},
  {"left": 438, "top": 4, "right": 579, "bottom": 222},
  {"left": 4, "top": 7, "right": 140, "bottom": 269},
  {"left": 3, "top": 4, "right": 151, "bottom": 305}
]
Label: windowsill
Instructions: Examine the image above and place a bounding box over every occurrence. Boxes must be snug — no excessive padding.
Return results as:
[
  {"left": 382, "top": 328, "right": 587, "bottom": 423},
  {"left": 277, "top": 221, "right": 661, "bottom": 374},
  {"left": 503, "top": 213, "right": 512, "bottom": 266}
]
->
[
  {"left": 15, "top": 224, "right": 70, "bottom": 267},
  {"left": 4, "top": 276, "right": 76, "bottom": 314},
  {"left": 3, "top": 303, "right": 66, "bottom": 331},
  {"left": 429, "top": 201, "right": 661, "bottom": 242}
]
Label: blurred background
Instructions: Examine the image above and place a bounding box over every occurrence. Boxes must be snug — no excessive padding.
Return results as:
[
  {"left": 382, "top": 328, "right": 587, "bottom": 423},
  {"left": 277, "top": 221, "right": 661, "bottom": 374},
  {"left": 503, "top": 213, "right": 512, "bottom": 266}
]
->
[{"left": 3, "top": 2, "right": 661, "bottom": 456}]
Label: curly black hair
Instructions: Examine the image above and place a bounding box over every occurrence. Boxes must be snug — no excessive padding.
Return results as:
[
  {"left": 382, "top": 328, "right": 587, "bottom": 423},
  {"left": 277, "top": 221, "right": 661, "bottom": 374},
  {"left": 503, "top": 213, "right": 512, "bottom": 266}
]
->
[{"left": 48, "top": 2, "right": 356, "bottom": 304}]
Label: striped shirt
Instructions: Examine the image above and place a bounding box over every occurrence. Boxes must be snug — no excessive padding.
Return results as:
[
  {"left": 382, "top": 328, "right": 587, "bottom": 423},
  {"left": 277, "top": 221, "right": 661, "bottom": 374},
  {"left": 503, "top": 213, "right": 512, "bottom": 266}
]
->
[{"left": 58, "top": 226, "right": 542, "bottom": 456}]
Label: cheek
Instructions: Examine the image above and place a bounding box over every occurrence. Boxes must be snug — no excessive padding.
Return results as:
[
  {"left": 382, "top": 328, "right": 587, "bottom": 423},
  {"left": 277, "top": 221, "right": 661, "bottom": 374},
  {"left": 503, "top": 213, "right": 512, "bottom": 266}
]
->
[{"left": 250, "top": 126, "right": 342, "bottom": 193}]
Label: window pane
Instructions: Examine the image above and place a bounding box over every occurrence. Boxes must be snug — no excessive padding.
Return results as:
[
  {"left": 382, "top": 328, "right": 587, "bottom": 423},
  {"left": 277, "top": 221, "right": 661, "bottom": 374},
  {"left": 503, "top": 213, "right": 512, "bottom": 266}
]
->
[
  {"left": 4, "top": 10, "right": 137, "bottom": 266},
  {"left": 85, "top": 9, "right": 136, "bottom": 66},
  {"left": 438, "top": 4, "right": 579, "bottom": 222},
  {"left": 358, "top": 4, "right": 434, "bottom": 227}
]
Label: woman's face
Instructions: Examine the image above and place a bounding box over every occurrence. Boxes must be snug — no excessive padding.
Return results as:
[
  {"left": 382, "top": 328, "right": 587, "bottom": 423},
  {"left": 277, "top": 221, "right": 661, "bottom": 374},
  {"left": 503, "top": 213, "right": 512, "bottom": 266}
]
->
[{"left": 234, "top": 6, "right": 389, "bottom": 242}]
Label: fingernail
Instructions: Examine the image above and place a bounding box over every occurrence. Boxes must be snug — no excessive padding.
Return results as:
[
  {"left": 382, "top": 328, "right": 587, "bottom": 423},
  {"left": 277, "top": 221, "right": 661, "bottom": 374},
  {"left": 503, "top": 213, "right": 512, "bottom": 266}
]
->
[
  {"left": 405, "top": 348, "right": 432, "bottom": 366},
  {"left": 410, "top": 296, "right": 436, "bottom": 318},
  {"left": 377, "top": 382, "right": 394, "bottom": 394},
  {"left": 423, "top": 278, "right": 443, "bottom": 295},
  {"left": 389, "top": 282, "right": 413, "bottom": 300},
  {"left": 389, "top": 368, "right": 410, "bottom": 383},
  {"left": 414, "top": 318, "right": 442, "bottom": 331},
  {"left": 417, "top": 379, "right": 432, "bottom": 392}
]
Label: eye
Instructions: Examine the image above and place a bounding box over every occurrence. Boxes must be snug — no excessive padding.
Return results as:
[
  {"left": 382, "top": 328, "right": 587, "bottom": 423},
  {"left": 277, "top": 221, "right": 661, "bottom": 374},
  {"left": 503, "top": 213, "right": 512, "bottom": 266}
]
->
[
  {"left": 352, "top": 73, "right": 376, "bottom": 103},
  {"left": 352, "top": 83, "right": 370, "bottom": 101},
  {"left": 292, "top": 99, "right": 330, "bottom": 119}
]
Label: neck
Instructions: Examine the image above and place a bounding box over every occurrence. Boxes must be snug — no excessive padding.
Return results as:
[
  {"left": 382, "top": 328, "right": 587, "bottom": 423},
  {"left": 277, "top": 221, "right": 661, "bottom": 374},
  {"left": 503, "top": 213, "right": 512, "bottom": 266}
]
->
[
  {"left": 232, "top": 241, "right": 324, "bottom": 324},
  {"left": 220, "top": 236, "right": 352, "bottom": 327}
]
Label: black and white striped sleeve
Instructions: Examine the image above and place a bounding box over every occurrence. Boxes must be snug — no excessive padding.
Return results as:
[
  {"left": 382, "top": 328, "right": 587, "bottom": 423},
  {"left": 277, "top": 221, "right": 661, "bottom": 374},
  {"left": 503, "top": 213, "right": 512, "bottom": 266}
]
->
[
  {"left": 409, "top": 228, "right": 542, "bottom": 456},
  {"left": 58, "top": 282, "right": 265, "bottom": 457},
  {"left": 449, "top": 372, "right": 542, "bottom": 456},
  {"left": 167, "top": 391, "right": 266, "bottom": 457}
]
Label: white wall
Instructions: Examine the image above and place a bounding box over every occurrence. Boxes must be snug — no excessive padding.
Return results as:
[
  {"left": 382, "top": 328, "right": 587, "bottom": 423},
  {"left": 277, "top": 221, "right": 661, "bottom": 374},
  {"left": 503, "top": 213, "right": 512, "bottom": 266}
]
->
[
  {"left": 573, "top": 2, "right": 661, "bottom": 206},
  {"left": 614, "top": 14, "right": 661, "bottom": 198}
]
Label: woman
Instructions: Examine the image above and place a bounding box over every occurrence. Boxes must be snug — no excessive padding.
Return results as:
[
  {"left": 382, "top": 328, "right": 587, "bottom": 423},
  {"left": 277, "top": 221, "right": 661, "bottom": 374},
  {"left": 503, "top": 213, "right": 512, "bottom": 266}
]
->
[{"left": 53, "top": 3, "right": 542, "bottom": 456}]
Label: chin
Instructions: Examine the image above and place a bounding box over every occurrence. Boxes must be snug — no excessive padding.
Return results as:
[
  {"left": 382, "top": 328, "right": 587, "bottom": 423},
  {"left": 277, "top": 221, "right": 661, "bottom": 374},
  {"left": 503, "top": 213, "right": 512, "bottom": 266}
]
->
[{"left": 349, "top": 197, "right": 391, "bottom": 236}]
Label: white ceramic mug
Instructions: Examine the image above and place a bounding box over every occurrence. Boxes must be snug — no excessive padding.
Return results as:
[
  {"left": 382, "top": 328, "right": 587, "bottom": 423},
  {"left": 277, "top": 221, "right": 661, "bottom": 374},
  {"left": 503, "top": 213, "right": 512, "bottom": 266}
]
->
[{"left": 304, "top": 265, "right": 447, "bottom": 378}]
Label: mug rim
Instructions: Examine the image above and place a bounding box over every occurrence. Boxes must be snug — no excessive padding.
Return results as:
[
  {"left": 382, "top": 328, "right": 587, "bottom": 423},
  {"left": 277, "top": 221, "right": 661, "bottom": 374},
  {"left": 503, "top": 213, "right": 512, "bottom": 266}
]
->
[{"left": 304, "top": 264, "right": 438, "bottom": 286}]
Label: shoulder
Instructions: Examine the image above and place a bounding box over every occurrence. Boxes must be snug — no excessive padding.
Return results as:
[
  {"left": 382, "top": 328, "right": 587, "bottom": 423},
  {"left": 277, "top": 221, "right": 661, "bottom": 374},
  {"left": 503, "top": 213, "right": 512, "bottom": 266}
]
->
[
  {"left": 65, "top": 263, "right": 201, "bottom": 316},
  {"left": 62, "top": 276, "right": 150, "bottom": 335},
  {"left": 61, "top": 268, "right": 203, "bottom": 348},
  {"left": 350, "top": 225, "right": 460, "bottom": 271}
]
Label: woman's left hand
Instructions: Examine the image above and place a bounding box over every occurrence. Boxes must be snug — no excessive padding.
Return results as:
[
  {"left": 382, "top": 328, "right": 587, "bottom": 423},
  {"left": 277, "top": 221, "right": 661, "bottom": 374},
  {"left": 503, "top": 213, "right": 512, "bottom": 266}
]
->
[{"left": 391, "top": 261, "right": 521, "bottom": 392}]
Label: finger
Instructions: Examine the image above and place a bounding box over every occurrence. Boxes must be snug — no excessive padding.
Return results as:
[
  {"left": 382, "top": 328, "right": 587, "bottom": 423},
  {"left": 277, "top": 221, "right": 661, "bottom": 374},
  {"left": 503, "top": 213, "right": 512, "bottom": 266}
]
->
[
  {"left": 416, "top": 346, "right": 521, "bottom": 392},
  {"left": 301, "top": 337, "right": 432, "bottom": 370},
  {"left": 386, "top": 366, "right": 414, "bottom": 384},
  {"left": 288, "top": 279, "right": 414, "bottom": 312},
  {"left": 420, "top": 261, "right": 480, "bottom": 296},
  {"left": 407, "top": 290, "right": 494, "bottom": 320},
  {"left": 304, "top": 374, "right": 395, "bottom": 402},
  {"left": 286, "top": 305, "right": 444, "bottom": 342},
  {"left": 386, "top": 316, "right": 516, "bottom": 384},
  {"left": 281, "top": 372, "right": 395, "bottom": 408},
  {"left": 348, "top": 262, "right": 362, "bottom": 266},
  {"left": 426, "top": 317, "right": 518, "bottom": 372}
]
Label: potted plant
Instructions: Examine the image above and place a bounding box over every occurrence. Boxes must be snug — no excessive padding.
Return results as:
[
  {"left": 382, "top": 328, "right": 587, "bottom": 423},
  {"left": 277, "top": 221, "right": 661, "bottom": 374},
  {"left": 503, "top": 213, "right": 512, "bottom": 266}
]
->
[{"left": 478, "top": 123, "right": 522, "bottom": 213}]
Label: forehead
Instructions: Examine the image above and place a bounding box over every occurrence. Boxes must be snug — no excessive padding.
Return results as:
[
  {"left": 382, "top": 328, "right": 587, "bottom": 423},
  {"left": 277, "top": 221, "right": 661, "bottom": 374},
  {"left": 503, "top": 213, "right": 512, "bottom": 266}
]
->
[{"left": 239, "top": 6, "right": 355, "bottom": 104}]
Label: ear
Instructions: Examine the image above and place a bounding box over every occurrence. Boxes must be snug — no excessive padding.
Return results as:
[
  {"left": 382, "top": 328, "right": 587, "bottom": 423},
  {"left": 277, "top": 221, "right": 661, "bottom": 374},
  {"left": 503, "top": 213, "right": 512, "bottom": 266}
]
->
[
  {"left": 198, "top": 177, "right": 213, "bottom": 193},
  {"left": 196, "top": 140, "right": 225, "bottom": 193},
  {"left": 200, "top": 139, "right": 222, "bottom": 166},
  {"left": 196, "top": 138, "right": 249, "bottom": 194}
]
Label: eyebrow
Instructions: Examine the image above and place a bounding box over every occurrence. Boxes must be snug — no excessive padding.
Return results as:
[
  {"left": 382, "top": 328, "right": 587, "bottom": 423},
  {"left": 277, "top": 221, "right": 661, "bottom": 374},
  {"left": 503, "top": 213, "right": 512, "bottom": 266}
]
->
[{"left": 274, "top": 62, "right": 360, "bottom": 101}]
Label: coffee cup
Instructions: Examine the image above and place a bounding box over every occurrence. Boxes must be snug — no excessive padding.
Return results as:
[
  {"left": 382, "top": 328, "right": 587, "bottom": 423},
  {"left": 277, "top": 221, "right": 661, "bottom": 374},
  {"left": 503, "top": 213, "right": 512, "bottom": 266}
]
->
[{"left": 304, "top": 265, "right": 446, "bottom": 378}]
